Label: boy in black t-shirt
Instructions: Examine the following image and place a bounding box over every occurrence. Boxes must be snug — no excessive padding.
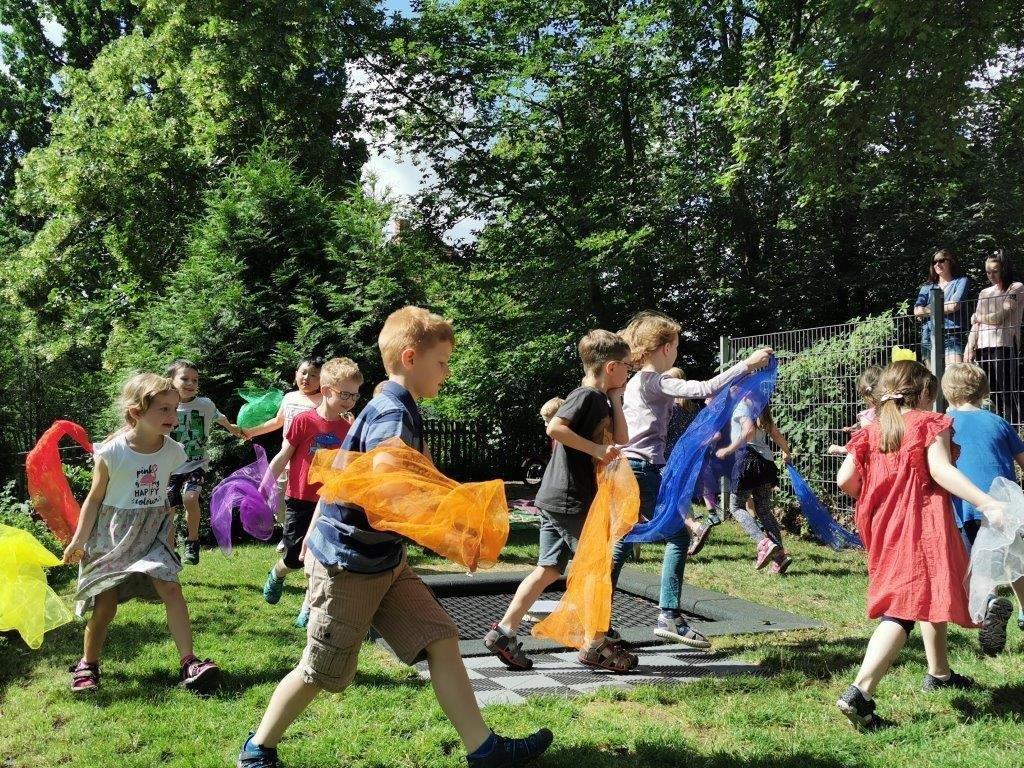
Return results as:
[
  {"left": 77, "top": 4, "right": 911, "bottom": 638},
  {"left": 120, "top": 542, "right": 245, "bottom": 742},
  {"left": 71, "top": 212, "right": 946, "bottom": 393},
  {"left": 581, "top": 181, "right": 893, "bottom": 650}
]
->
[{"left": 483, "top": 329, "right": 636, "bottom": 672}]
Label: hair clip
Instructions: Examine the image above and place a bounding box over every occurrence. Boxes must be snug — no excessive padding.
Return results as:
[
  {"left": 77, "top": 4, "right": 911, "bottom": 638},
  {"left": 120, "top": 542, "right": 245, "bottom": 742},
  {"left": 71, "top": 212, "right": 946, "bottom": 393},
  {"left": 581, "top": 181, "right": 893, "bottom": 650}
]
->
[{"left": 879, "top": 393, "right": 905, "bottom": 403}]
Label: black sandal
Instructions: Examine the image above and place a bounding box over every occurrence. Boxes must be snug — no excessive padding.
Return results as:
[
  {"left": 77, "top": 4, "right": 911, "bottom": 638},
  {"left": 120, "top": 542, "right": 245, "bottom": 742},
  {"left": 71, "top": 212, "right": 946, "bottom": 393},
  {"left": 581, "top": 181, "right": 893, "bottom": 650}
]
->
[{"left": 578, "top": 637, "right": 638, "bottom": 673}]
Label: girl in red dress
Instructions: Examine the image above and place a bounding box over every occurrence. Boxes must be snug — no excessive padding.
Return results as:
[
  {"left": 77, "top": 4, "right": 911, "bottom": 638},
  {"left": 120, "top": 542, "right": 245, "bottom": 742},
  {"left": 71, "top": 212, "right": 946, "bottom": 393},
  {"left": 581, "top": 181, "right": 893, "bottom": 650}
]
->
[{"left": 835, "top": 360, "right": 1002, "bottom": 730}]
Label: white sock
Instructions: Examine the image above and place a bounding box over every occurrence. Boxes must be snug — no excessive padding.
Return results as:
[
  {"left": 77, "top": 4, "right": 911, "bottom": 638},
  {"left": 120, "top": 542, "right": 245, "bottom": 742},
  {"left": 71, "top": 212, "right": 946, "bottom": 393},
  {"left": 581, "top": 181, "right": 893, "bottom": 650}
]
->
[
  {"left": 933, "top": 672, "right": 951, "bottom": 681},
  {"left": 497, "top": 622, "right": 516, "bottom": 637}
]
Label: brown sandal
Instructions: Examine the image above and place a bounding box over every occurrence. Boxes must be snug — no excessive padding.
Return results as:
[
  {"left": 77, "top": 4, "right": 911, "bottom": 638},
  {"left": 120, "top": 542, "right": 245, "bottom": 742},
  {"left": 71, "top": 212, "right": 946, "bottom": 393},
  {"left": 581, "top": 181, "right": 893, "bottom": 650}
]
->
[
  {"left": 578, "top": 638, "right": 638, "bottom": 673},
  {"left": 70, "top": 660, "right": 99, "bottom": 692}
]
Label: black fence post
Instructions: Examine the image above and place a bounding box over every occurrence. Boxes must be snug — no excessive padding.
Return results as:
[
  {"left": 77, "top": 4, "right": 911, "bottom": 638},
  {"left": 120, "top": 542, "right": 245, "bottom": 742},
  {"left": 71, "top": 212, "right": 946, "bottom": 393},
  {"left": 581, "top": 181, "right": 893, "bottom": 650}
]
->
[{"left": 930, "top": 286, "right": 946, "bottom": 412}]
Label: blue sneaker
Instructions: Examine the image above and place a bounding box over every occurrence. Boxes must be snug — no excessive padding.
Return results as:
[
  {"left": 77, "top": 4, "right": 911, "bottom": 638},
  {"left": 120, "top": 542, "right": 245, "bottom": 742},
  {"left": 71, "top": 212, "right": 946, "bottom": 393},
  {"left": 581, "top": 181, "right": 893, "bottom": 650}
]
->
[
  {"left": 295, "top": 608, "right": 310, "bottom": 628},
  {"left": 467, "top": 729, "right": 553, "bottom": 768},
  {"left": 262, "top": 571, "right": 284, "bottom": 605},
  {"left": 236, "top": 733, "right": 279, "bottom": 768}
]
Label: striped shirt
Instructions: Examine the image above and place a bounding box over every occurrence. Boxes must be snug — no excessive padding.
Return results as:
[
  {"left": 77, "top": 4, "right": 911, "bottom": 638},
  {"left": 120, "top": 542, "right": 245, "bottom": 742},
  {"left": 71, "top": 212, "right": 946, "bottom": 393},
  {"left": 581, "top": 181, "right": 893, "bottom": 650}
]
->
[{"left": 307, "top": 381, "right": 424, "bottom": 573}]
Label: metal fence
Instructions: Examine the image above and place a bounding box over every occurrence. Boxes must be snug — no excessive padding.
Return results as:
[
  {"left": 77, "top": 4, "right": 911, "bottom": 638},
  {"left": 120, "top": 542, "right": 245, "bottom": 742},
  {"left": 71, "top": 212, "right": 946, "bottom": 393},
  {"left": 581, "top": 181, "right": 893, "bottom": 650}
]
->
[{"left": 723, "top": 288, "right": 1024, "bottom": 524}]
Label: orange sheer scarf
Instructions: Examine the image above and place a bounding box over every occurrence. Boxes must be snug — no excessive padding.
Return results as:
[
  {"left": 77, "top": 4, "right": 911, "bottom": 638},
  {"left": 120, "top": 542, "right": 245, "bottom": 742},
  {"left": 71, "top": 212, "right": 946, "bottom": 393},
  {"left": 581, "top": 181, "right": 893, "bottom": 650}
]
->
[
  {"left": 308, "top": 438, "right": 508, "bottom": 571},
  {"left": 532, "top": 458, "right": 640, "bottom": 649}
]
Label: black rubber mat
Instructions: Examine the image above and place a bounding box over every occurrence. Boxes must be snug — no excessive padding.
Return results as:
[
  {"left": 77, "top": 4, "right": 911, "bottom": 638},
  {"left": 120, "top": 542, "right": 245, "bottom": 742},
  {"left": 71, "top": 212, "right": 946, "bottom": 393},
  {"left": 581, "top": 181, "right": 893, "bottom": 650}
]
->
[{"left": 436, "top": 589, "right": 705, "bottom": 639}]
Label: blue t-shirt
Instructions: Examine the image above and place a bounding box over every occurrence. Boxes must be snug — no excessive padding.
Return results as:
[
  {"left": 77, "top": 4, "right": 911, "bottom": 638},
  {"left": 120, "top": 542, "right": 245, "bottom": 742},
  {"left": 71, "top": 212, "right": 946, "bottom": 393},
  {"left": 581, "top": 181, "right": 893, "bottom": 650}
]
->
[
  {"left": 949, "top": 408, "right": 1024, "bottom": 525},
  {"left": 307, "top": 381, "right": 424, "bottom": 573},
  {"left": 915, "top": 277, "right": 971, "bottom": 336}
]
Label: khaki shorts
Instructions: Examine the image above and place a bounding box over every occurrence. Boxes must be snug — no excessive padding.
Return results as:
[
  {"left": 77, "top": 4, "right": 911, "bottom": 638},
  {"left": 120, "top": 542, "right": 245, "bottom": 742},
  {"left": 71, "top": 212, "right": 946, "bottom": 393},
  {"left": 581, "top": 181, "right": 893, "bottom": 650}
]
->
[{"left": 300, "top": 554, "right": 458, "bottom": 692}]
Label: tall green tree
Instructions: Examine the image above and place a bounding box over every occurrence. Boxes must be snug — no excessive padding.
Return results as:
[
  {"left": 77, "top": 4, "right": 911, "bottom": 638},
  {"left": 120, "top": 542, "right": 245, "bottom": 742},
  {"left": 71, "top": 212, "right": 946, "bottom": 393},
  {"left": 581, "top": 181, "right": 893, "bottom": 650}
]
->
[{"left": 378, "top": 0, "right": 1024, "bottom": 429}]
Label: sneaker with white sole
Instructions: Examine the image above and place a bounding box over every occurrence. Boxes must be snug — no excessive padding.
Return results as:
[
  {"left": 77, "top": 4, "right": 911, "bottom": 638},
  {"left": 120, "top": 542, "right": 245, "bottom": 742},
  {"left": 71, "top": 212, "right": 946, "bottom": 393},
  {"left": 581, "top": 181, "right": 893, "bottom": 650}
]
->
[
  {"left": 836, "top": 684, "right": 890, "bottom": 730},
  {"left": 653, "top": 611, "right": 711, "bottom": 649}
]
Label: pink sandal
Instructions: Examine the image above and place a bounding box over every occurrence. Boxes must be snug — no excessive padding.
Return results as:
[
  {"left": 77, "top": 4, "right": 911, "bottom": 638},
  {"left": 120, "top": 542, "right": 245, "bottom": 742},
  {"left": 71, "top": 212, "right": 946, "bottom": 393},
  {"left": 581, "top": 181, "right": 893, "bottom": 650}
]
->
[{"left": 69, "top": 660, "right": 99, "bottom": 693}]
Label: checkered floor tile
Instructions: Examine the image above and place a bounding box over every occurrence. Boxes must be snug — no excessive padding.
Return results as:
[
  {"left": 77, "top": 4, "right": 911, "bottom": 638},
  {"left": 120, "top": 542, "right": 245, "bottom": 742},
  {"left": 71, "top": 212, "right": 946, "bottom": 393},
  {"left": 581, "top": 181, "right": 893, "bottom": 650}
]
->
[{"left": 416, "top": 647, "right": 764, "bottom": 706}]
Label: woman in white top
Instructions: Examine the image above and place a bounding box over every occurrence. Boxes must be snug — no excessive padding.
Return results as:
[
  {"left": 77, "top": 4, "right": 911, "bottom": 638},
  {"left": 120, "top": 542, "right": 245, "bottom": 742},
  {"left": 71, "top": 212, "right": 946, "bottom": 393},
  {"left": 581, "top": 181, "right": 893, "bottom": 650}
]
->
[{"left": 966, "top": 250, "right": 1024, "bottom": 424}]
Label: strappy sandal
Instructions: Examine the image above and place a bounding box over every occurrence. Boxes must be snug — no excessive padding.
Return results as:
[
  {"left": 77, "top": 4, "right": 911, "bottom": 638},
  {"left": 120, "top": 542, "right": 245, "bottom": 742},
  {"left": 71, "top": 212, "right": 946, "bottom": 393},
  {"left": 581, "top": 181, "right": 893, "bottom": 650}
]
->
[
  {"left": 69, "top": 660, "right": 99, "bottom": 693},
  {"left": 578, "top": 637, "right": 638, "bottom": 673}
]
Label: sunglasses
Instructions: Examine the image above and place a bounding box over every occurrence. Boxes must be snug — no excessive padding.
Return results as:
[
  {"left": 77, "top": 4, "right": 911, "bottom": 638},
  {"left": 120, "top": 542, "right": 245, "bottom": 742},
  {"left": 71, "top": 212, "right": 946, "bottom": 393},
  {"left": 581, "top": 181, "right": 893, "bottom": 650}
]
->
[{"left": 933, "top": 258, "right": 948, "bottom": 265}]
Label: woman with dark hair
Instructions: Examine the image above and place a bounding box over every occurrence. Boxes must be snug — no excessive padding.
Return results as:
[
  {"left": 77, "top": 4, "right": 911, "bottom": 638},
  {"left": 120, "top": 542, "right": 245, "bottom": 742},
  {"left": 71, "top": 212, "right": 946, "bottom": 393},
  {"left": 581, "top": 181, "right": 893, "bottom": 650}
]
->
[
  {"left": 913, "top": 249, "right": 971, "bottom": 366},
  {"left": 966, "top": 250, "right": 1024, "bottom": 423}
]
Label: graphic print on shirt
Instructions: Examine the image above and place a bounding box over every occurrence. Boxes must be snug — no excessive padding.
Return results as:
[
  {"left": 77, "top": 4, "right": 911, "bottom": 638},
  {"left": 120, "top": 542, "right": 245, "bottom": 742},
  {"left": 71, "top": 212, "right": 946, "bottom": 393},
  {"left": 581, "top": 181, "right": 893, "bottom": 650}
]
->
[
  {"left": 134, "top": 463, "right": 163, "bottom": 505},
  {"left": 172, "top": 410, "right": 208, "bottom": 462},
  {"left": 308, "top": 431, "right": 345, "bottom": 455}
]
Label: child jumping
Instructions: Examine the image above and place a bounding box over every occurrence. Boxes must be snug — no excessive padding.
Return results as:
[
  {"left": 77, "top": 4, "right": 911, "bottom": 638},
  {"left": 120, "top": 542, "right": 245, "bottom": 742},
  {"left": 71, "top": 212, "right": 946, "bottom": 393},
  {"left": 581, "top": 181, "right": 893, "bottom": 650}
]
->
[
  {"left": 610, "top": 312, "right": 774, "bottom": 645},
  {"left": 717, "top": 401, "right": 794, "bottom": 573},
  {"left": 835, "top": 360, "right": 1003, "bottom": 730},
  {"left": 237, "top": 307, "right": 552, "bottom": 768},
  {"left": 261, "top": 357, "right": 361, "bottom": 628},
  {"left": 166, "top": 358, "right": 246, "bottom": 565},
  {"left": 483, "top": 329, "right": 636, "bottom": 672},
  {"left": 943, "top": 362, "right": 1024, "bottom": 655},
  {"left": 63, "top": 373, "right": 220, "bottom": 694}
]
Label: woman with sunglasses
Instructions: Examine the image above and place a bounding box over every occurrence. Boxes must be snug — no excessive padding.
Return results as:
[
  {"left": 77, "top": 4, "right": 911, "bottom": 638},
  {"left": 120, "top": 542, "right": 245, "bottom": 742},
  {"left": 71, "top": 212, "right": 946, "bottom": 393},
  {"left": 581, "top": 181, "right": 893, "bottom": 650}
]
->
[
  {"left": 913, "top": 249, "right": 971, "bottom": 367},
  {"left": 965, "top": 250, "right": 1024, "bottom": 423}
]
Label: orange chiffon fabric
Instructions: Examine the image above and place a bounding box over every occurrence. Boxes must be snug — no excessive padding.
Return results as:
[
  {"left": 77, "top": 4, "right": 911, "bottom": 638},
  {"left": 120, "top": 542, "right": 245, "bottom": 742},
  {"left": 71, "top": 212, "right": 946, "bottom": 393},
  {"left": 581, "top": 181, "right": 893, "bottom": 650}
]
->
[
  {"left": 26, "top": 420, "right": 93, "bottom": 544},
  {"left": 532, "top": 458, "right": 640, "bottom": 649},
  {"left": 308, "top": 439, "right": 508, "bottom": 571}
]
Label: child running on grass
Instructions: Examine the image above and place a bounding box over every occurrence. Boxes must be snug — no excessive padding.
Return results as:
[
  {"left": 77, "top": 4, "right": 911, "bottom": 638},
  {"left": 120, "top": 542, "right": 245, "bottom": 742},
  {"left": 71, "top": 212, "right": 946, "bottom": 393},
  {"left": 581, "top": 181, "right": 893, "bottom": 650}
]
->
[
  {"left": 943, "top": 362, "right": 1024, "bottom": 655},
  {"left": 482, "top": 330, "right": 636, "bottom": 672},
  {"left": 260, "top": 357, "right": 361, "bottom": 628},
  {"left": 237, "top": 307, "right": 552, "bottom": 768},
  {"left": 717, "top": 400, "right": 795, "bottom": 573},
  {"left": 165, "top": 358, "right": 246, "bottom": 565},
  {"left": 243, "top": 355, "right": 325, "bottom": 552},
  {"left": 63, "top": 373, "right": 219, "bottom": 694},
  {"left": 835, "top": 360, "right": 1004, "bottom": 730},
  {"left": 609, "top": 312, "right": 773, "bottom": 648}
]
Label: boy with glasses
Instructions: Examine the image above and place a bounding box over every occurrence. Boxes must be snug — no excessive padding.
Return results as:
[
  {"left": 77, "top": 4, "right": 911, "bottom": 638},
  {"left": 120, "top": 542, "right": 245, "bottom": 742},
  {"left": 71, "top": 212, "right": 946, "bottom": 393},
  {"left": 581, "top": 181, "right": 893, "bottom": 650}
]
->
[{"left": 261, "top": 357, "right": 363, "bottom": 627}]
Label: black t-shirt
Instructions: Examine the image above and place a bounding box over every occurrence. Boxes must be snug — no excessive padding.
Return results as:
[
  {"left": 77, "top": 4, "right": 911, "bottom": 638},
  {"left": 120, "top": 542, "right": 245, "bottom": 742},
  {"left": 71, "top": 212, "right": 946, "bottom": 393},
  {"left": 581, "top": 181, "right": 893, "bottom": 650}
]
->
[{"left": 534, "top": 386, "right": 611, "bottom": 515}]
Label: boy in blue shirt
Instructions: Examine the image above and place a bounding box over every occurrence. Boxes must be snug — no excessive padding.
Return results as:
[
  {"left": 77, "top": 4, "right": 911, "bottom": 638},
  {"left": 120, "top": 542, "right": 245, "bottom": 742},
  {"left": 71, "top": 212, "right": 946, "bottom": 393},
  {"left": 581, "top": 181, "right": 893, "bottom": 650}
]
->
[
  {"left": 237, "top": 307, "right": 552, "bottom": 768},
  {"left": 943, "top": 362, "right": 1024, "bottom": 655}
]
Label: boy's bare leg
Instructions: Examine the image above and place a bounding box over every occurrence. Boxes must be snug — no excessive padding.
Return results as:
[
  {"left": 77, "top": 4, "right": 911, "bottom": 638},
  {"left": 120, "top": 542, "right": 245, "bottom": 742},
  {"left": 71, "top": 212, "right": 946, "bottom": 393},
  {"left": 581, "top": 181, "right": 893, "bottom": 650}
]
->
[
  {"left": 184, "top": 489, "right": 202, "bottom": 541},
  {"left": 497, "top": 565, "right": 561, "bottom": 633},
  {"left": 251, "top": 668, "right": 322, "bottom": 747},
  {"left": 425, "top": 637, "right": 491, "bottom": 751}
]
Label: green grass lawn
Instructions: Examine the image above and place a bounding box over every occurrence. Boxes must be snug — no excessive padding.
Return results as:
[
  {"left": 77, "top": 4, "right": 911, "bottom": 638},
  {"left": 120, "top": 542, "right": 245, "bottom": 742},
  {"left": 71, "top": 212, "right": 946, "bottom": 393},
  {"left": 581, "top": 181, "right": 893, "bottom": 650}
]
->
[{"left": 2, "top": 522, "right": 1022, "bottom": 768}]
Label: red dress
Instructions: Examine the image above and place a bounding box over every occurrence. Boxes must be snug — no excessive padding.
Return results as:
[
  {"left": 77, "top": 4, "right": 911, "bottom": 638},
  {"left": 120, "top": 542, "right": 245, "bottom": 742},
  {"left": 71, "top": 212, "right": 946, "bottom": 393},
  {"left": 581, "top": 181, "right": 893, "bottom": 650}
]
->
[{"left": 845, "top": 411, "right": 974, "bottom": 627}]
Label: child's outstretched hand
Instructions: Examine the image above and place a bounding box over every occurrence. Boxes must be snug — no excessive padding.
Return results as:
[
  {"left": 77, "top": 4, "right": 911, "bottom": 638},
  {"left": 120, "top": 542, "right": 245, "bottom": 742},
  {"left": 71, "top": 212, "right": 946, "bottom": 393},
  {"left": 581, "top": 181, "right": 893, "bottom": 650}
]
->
[{"left": 743, "top": 347, "right": 774, "bottom": 371}]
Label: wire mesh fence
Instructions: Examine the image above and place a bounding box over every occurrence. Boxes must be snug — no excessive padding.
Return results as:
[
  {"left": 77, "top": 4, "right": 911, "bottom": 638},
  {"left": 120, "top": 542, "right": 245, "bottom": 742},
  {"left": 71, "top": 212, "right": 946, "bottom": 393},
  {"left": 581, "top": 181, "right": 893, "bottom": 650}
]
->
[{"left": 723, "top": 289, "right": 1024, "bottom": 526}]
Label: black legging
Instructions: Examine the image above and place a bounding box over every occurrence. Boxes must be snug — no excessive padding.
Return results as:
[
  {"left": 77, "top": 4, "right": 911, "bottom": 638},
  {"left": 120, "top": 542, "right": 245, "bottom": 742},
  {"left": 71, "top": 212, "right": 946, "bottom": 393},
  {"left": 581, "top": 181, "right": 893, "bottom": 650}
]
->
[{"left": 976, "top": 346, "right": 1021, "bottom": 425}]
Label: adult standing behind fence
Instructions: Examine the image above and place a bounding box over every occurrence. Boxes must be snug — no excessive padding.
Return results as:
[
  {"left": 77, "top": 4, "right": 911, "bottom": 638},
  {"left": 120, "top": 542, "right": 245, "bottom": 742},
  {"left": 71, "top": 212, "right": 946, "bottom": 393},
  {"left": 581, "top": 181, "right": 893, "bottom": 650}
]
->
[
  {"left": 965, "top": 250, "right": 1024, "bottom": 425},
  {"left": 914, "top": 249, "right": 970, "bottom": 367}
]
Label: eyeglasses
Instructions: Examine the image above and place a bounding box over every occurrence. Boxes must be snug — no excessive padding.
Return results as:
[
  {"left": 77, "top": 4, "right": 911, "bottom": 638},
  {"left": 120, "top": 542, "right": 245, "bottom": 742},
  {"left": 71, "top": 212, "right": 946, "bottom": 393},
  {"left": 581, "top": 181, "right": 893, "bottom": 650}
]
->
[
  {"left": 337, "top": 390, "right": 360, "bottom": 401},
  {"left": 933, "top": 258, "right": 948, "bottom": 265}
]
